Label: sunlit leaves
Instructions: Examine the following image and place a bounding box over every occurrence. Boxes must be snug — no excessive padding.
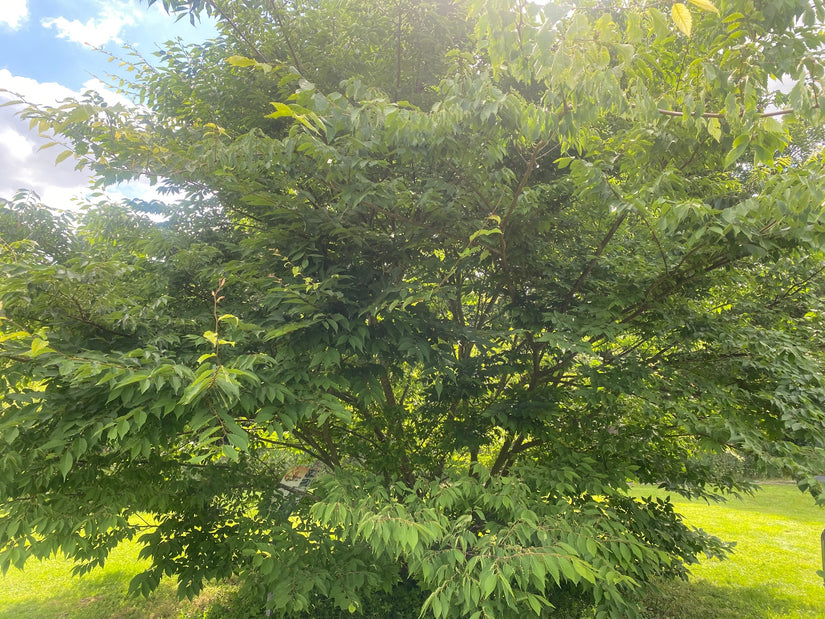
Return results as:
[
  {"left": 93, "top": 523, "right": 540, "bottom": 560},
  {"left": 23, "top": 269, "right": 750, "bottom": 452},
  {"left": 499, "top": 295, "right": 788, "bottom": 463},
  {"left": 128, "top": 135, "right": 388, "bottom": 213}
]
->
[
  {"left": 688, "top": 0, "right": 720, "bottom": 14},
  {"left": 672, "top": 3, "right": 693, "bottom": 36},
  {"left": 2, "top": 0, "right": 825, "bottom": 617},
  {"left": 706, "top": 117, "right": 722, "bottom": 142}
]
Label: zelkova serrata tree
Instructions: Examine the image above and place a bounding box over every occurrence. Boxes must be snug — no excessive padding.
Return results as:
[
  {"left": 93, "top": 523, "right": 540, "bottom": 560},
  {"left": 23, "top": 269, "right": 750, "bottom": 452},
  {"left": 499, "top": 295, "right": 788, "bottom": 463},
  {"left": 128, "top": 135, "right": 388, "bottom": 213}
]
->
[{"left": 3, "top": 0, "right": 825, "bottom": 616}]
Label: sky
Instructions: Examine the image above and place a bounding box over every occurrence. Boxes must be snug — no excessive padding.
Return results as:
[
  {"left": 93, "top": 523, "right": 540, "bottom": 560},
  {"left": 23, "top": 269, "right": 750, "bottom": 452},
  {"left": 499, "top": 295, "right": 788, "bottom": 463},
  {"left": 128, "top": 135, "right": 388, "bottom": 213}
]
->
[{"left": 0, "top": 0, "right": 216, "bottom": 209}]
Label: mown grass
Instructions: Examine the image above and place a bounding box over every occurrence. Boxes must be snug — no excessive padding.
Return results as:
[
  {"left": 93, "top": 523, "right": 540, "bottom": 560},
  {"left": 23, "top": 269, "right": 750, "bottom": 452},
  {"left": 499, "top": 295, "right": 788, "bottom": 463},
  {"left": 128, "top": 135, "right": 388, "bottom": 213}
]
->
[
  {"left": 0, "top": 538, "right": 226, "bottom": 619},
  {"left": 1, "top": 484, "right": 823, "bottom": 618},
  {"left": 638, "top": 482, "right": 825, "bottom": 618}
]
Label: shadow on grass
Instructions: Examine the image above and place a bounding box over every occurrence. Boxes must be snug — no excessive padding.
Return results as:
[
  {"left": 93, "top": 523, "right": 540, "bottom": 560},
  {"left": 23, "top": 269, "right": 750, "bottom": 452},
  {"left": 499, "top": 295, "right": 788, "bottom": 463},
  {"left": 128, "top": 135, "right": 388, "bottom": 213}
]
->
[
  {"left": 0, "top": 568, "right": 181, "bottom": 619},
  {"left": 643, "top": 578, "right": 824, "bottom": 618}
]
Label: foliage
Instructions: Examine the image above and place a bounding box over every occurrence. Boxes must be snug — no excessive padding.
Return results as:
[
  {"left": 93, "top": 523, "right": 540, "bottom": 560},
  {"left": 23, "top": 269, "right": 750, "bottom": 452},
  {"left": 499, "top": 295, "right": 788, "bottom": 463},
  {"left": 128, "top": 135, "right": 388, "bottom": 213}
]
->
[{"left": 2, "top": 0, "right": 825, "bottom": 617}]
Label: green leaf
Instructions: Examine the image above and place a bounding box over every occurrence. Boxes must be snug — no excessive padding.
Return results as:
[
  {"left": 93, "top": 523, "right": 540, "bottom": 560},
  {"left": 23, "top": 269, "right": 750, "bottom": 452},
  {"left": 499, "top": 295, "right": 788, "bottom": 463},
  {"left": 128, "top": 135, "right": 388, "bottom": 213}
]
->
[
  {"left": 468, "top": 227, "right": 502, "bottom": 243},
  {"left": 265, "top": 102, "right": 321, "bottom": 134},
  {"left": 226, "top": 55, "right": 257, "bottom": 67},
  {"left": 688, "top": 0, "right": 719, "bottom": 14},
  {"left": 480, "top": 567, "right": 496, "bottom": 597},
  {"left": 58, "top": 451, "right": 73, "bottom": 479},
  {"left": 3, "top": 427, "right": 20, "bottom": 444},
  {"left": 672, "top": 4, "right": 692, "bottom": 36},
  {"left": 760, "top": 116, "right": 784, "bottom": 135},
  {"left": 203, "top": 330, "right": 218, "bottom": 346},
  {"left": 29, "top": 337, "right": 52, "bottom": 357},
  {"left": 724, "top": 133, "right": 750, "bottom": 168},
  {"left": 54, "top": 150, "right": 73, "bottom": 165},
  {"left": 707, "top": 117, "right": 722, "bottom": 142},
  {"left": 263, "top": 320, "right": 316, "bottom": 340},
  {"left": 221, "top": 444, "right": 240, "bottom": 462}
]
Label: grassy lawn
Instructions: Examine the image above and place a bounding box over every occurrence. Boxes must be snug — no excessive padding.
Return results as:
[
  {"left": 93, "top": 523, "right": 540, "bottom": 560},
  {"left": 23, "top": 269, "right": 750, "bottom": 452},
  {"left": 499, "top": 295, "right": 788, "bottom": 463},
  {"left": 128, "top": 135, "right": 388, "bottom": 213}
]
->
[
  {"left": 638, "top": 482, "right": 825, "bottom": 618},
  {"left": 0, "top": 538, "right": 225, "bottom": 619},
  {"left": 1, "top": 484, "right": 823, "bottom": 618}
]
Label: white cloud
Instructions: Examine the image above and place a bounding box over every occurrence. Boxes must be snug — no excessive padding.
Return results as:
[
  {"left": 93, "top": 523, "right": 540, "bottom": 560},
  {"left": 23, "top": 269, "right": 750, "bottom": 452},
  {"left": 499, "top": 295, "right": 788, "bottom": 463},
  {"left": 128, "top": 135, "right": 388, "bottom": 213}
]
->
[
  {"left": 0, "top": 103, "right": 92, "bottom": 209},
  {"left": 0, "top": 0, "right": 28, "bottom": 30},
  {"left": 0, "top": 127, "right": 35, "bottom": 161},
  {"left": 41, "top": 1, "right": 140, "bottom": 47},
  {"left": 0, "top": 69, "right": 139, "bottom": 210},
  {"left": 0, "top": 70, "right": 78, "bottom": 106}
]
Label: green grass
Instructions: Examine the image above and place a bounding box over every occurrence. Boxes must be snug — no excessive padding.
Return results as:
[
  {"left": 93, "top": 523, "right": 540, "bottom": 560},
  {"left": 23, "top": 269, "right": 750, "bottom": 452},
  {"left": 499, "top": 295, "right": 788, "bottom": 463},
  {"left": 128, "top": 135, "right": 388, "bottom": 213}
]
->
[
  {"left": 638, "top": 482, "right": 825, "bottom": 618},
  {"left": 1, "top": 484, "right": 823, "bottom": 618},
  {"left": 0, "top": 538, "right": 225, "bottom": 619}
]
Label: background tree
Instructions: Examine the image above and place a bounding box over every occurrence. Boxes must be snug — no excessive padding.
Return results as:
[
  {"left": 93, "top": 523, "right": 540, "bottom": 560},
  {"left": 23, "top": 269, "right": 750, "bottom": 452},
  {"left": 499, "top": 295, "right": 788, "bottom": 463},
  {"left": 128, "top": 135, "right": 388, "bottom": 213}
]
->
[{"left": 2, "top": 0, "right": 825, "bottom": 616}]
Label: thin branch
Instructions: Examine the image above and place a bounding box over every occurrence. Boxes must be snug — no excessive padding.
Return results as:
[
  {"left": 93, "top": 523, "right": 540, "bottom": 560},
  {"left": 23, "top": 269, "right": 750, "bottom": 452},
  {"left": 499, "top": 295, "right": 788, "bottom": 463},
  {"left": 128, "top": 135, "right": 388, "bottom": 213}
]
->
[
  {"left": 256, "top": 435, "right": 324, "bottom": 461},
  {"left": 635, "top": 208, "right": 669, "bottom": 275},
  {"left": 278, "top": 481, "right": 312, "bottom": 497},
  {"left": 379, "top": 371, "right": 397, "bottom": 408},
  {"left": 65, "top": 314, "right": 133, "bottom": 339},
  {"left": 767, "top": 262, "right": 825, "bottom": 309},
  {"left": 320, "top": 419, "right": 340, "bottom": 467},
  {"left": 290, "top": 428, "right": 336, "bottom": 468},
  {"left": 269, "top": 0, "right": 303, "bottom": 74},
  {"left": 498, "top": 435, "right": 524, "bottom": 476},
  {"left": 0, "top": 354, "right": 31, "bottom": 363},
  {"left": 489, "top": 435, "right": 513, "bottom": 479},
  {"left": 361, "top": 200, "right": 445, "bottom": 235},
  {"left": 656, "top": 107, "right": 807, "bottom": 119},
  {"left": 394, "top": 0, "right": 403, "bottom": 101},
  {"left": 207, "top": 0, "right": 273, "bottom": 65},
  {"left": 510, "top": 438, "right": 543, "bottom": 455},
  {"left": 500, "top": 139, "right": 547, "bottom": 230},
  {"left": 560, "top": 211, "right": 628, "bottom": 312}
]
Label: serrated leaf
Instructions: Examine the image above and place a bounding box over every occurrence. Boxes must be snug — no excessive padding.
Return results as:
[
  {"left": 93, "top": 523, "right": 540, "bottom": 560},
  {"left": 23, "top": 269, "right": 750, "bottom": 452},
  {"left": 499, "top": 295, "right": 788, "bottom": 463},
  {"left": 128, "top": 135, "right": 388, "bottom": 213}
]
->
[
  {"left": 221, "top": 444, "right": 240, "bottom": 461},
  {"left": 227, "top": 430, "right": 249, "bottom": 451},
  {"left": 197, "top": 352, "right": 216, "bottom": 364},
  {"left": 265, "top": 102, "right": 321, "bottom": 134},
  {"left": 688, "top": 0, "right": 719, "bottom": 13},
  {"left": 227, "top": 55, "right": 257, "bottom": 67},
  {"left": 480, "top": 567, "right": 496, "bottom": 597},
  {"left": 58, "top": 451, "right": 73, "bottom": 479},
  {"left": 217, "top": 313, "right": 239, "bottom": 326},
  {"left": 263, "top": 320, "right": 316, "bottom": 341},
  {"left": 724, "top": 133, "right": 750, "bottom": 168},
  {"left": 29, "top": 337, "right": 52, "bottom": 357},
  {"left": 4, "top": 427, "right": 20, "bottom": 444},
  {"left": 761, "top": 116, "right": 784, "bottom": 135},
  {"left": 707, "top": 117, "right": 722, "bottom": 142},
  {"left": 672, "top": 4, "right": 692, "bottom": 36},
  {"left": 468, "top": 227, "right": 502, "bottom": 243},
  {"left": 55, "top": 150, "right": 73, "bottom": 165}
]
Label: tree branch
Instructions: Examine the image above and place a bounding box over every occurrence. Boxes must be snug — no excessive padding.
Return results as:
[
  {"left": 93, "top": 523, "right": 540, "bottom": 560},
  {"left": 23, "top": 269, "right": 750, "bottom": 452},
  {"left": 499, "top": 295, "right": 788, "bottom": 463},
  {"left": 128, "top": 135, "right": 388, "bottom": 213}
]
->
[
  {"left": 560, "top": 211, "right": 628, "bottom": 313},
  {"left": 207, "top": 0, "right": 274, "bottom": 65},
  {"left": 269, "top": 0, "right": 303, "bottom": 74},
  {"left": 657, "top": 107, "right": 807, "bottom": 119},
  {"left": 767, "top": 262, "right": 825, "bottom": 309}
]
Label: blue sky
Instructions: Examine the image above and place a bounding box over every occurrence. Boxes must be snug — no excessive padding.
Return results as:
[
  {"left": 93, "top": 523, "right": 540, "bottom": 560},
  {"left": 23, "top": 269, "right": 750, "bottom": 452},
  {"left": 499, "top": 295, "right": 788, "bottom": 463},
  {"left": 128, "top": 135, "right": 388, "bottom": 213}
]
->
[{"left": 0, "top": 0, "right": 216, "bottom": 208}]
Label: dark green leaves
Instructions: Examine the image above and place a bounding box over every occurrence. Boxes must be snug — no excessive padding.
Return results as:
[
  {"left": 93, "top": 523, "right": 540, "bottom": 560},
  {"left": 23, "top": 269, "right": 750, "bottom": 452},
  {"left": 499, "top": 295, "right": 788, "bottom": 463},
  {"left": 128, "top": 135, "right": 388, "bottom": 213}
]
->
[{"left": 2, "top": 0, "right": 825, "bottom": 617}]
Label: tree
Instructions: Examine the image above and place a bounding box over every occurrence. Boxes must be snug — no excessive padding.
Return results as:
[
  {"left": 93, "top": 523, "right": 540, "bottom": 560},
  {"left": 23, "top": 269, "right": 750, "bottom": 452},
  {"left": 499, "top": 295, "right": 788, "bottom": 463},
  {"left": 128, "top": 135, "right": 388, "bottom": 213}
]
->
[{"left": 2, "top": 0, "right": 825, "bottom": 616}]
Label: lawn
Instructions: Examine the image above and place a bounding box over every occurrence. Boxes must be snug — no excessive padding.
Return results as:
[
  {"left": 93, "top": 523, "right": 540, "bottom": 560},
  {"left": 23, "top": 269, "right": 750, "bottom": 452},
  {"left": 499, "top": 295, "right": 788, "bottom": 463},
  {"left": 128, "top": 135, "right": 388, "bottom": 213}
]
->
[
  {"left": 0, "top": 538, "right": 224, "bottom": 619},
  {"left": 638, "top": 482, "right": 825, "bottom": 618},
  {"left": 0, "top": 483, "right": 823, "bottom": 618}
]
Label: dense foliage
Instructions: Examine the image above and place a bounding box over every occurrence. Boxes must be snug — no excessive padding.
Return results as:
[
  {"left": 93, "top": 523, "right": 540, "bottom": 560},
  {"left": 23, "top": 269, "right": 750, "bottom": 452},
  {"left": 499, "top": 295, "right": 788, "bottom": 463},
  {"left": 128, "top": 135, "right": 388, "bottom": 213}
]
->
[{"left": 3, "top": 0, "right": 825, "bottom": 616}]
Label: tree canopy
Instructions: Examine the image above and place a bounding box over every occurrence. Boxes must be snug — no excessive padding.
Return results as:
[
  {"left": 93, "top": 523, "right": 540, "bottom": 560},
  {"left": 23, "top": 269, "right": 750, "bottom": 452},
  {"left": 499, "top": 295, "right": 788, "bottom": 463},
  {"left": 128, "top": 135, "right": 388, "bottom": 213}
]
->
[{"left": 2, "top": 0, "right": 825, "bottom": 616}]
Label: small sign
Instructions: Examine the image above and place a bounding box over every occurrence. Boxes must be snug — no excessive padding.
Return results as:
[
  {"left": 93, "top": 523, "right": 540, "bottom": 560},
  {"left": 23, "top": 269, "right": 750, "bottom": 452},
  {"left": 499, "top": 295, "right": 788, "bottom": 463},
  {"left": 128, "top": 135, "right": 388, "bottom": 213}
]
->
[{"left": 279, "top": 461, "right": 324, "bottom": 496}]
